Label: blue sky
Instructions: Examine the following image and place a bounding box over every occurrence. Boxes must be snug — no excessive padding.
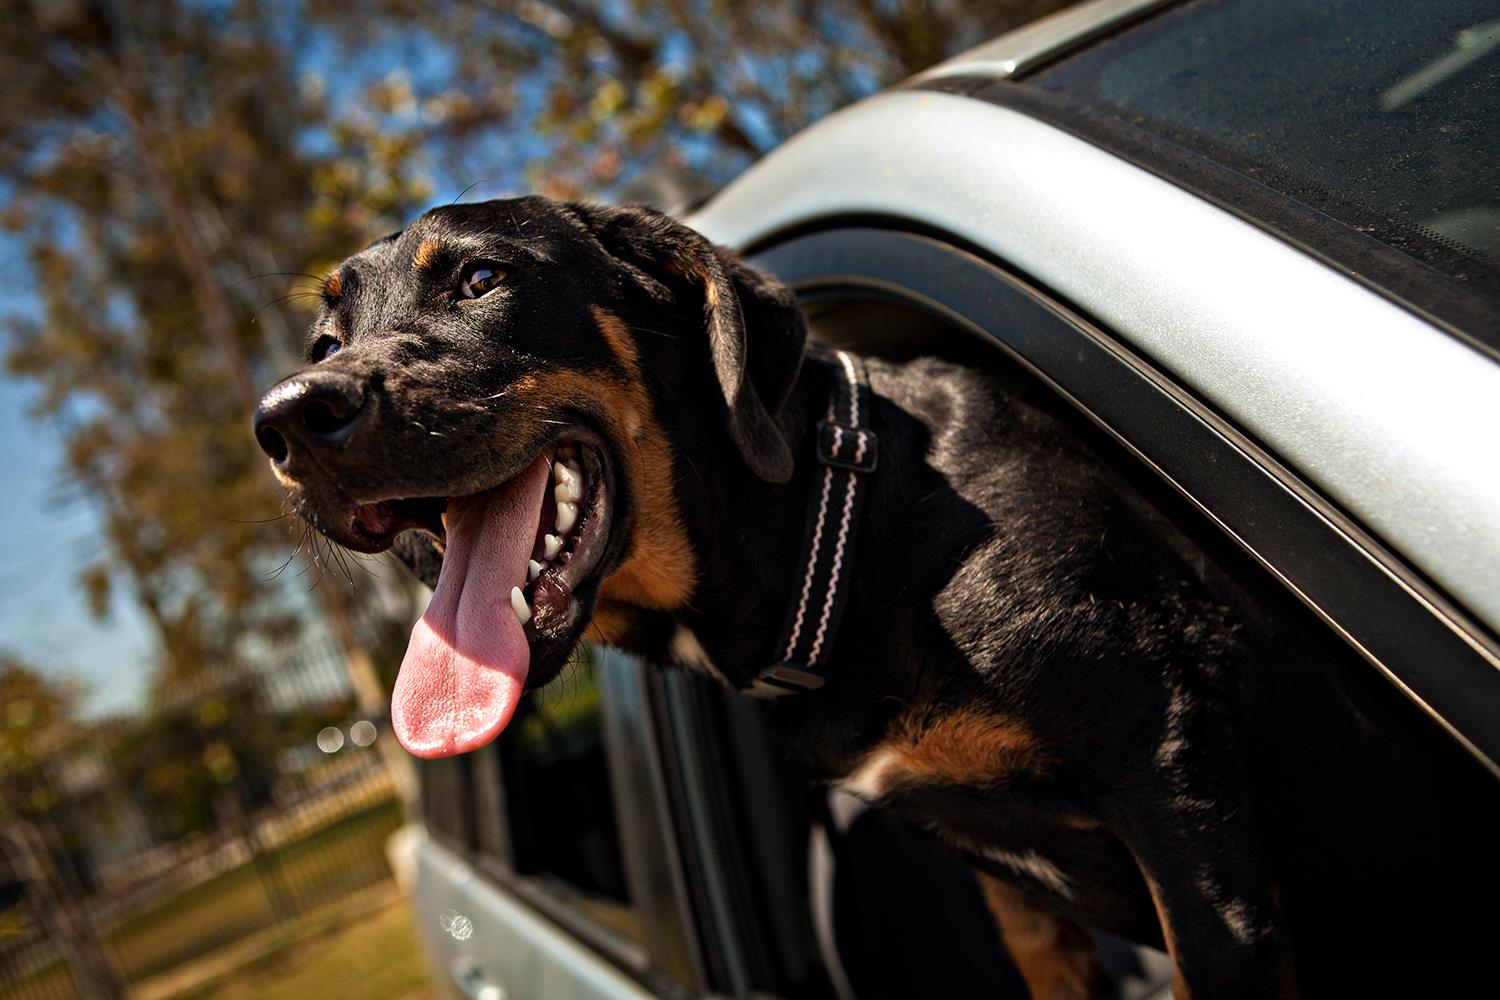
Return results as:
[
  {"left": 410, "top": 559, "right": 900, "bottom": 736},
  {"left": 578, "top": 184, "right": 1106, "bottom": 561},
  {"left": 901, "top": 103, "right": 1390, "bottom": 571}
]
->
[
  {"left": 0, "top": 364, "right": 157, "bottom": 716},
  {"left": 0, "top": 20, "right": 474, "bottom": 718},
  {"left": 0, "top": 5, "right": 821, "bottom": 718}
]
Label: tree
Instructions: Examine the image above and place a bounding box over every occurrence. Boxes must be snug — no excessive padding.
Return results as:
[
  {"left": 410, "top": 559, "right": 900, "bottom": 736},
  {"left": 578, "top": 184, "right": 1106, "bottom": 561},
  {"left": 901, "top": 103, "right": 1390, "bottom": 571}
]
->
[
  {"left": 1, "top": 0, "right": 432, "bottom": 697},
  {"left": 0, "top": 657, "right": 129, "bottom": 999},
  {"left": 307, "top": 0, "right": 1073, "bottom": 197},
  {"left": 1, "top": 0, "right": 1071, "bottom": 695}
]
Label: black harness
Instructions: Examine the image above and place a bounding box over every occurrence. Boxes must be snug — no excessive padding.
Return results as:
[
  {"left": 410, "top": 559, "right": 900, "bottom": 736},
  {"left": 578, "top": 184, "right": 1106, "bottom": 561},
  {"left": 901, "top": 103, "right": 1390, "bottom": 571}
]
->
[{"left": 750, "top": 347, "right": 879, "bottom": 697}]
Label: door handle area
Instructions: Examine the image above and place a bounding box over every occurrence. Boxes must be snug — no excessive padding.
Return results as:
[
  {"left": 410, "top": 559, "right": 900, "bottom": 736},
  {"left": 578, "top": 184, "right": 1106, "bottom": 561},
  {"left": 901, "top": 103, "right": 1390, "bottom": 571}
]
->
[{"left": 449, "top": 955, "right": 507, "bottom": 1000}]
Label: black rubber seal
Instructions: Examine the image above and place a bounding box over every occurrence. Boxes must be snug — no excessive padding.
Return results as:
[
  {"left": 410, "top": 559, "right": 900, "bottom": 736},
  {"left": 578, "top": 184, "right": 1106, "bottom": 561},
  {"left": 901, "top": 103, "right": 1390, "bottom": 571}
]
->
[{"left": 907, "top": 76, "right": 1500, "bottom": 364}]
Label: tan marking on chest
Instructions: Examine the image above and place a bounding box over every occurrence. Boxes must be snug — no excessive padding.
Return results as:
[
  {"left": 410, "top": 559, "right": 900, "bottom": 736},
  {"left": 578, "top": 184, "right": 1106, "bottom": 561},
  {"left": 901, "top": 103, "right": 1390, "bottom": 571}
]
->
[
  {"left": 976, "top": 872, "right": 1106, "bottom": 999},
  {"left": 841, "top": 708, "right": 1046, "bottom": 801},
  {"left": 1139, "top": 870, "right": 1192, "bottom": 1000}
]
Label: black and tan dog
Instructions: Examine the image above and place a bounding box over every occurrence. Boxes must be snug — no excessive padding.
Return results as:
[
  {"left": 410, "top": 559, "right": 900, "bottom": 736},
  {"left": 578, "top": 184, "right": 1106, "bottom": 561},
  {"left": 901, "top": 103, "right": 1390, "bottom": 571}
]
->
[{"left": 253, "top": 197, "right": 1492, "bottom": 998}]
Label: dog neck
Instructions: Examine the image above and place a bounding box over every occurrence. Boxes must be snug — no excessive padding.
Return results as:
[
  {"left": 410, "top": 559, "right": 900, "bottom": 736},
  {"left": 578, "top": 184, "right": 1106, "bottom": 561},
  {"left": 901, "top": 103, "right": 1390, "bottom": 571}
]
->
[{"left": 665, "top": 347, "right": 876, "bottom": 690}]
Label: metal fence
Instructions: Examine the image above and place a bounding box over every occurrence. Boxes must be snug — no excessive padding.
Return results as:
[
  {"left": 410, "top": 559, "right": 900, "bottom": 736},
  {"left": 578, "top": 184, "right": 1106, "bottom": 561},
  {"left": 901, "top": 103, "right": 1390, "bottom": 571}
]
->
[{"left": 0, "top": 635, "right": 408, "bottom": 1000}]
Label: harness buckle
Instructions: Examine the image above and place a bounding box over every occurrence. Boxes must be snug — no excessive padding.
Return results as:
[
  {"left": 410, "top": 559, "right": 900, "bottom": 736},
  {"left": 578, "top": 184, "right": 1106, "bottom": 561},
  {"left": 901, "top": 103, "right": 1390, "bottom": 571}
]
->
[
  {"left": 816, "top": 420, "right": 879, "bottom": 473},
  {"left": 752, "top": 662, "right": 827, "bottom": 696}
]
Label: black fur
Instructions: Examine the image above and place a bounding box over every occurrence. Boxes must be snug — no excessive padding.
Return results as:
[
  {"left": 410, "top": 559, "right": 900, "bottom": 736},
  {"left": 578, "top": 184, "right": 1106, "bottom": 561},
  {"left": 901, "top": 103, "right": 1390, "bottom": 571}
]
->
[{"left": 255, "top": 197, "right": 1499, "bottom": 998}]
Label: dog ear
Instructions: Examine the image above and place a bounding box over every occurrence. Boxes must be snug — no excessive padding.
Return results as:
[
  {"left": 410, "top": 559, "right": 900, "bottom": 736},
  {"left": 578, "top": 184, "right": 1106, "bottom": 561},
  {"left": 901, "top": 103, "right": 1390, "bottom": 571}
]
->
[{"left": 568, "top": 202, "right": 807, "bottom": 483}]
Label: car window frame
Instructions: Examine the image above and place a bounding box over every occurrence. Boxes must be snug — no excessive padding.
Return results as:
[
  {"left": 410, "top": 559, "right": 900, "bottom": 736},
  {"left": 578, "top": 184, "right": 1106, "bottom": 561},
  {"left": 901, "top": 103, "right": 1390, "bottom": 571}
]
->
[
  {"left": 750, "top": 225, "right": 1500, "bottom": 777},
  {"left": 418, "top": 649, "right": 707, "bottom": 998}
]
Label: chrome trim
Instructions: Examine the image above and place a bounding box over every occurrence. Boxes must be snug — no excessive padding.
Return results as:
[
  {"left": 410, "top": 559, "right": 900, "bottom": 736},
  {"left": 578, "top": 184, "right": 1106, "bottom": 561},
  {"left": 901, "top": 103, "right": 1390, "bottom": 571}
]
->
[
  {"left": 911, "top": 0, "right": 1179, "bottom": 82},
  {"left": 689, "top": 89, "right": 1500, "bottom": 643}
]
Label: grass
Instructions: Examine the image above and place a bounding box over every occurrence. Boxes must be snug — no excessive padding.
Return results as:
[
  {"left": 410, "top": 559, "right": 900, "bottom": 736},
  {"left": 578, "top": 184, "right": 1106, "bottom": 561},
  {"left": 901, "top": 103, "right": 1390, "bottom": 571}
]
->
[
  {"left": 0, "top": 797, "right": 405, "bottom": 999},
  {"left": 109, "top": 797, "right": 404, "bottom": 981},
  {"left": 169, "top": 899, "right": 431, "bottom": 1000}
]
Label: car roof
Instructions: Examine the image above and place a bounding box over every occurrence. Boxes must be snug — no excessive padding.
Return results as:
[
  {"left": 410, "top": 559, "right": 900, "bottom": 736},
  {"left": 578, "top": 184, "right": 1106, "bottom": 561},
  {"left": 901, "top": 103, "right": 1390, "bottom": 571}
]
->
[
  {"left": 689, "top": 79, "right": 1500, "bottom": 654},
  {"left": 912, "top": 0, "right": 1178, "bottom": 83}
]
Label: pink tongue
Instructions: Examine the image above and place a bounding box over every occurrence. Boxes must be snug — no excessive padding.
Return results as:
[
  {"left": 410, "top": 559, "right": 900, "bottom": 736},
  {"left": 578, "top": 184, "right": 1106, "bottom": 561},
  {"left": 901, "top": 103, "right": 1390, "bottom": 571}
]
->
[{"left": 391, "top": 453, "right": 552, "bottom": 758}]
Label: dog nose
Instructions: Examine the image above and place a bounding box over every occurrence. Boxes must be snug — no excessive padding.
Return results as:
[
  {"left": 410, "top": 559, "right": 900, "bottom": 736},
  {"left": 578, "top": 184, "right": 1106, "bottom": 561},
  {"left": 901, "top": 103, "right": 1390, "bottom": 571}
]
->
[{"left": 253, "top": 370, "right": 368, "bottom": 469}]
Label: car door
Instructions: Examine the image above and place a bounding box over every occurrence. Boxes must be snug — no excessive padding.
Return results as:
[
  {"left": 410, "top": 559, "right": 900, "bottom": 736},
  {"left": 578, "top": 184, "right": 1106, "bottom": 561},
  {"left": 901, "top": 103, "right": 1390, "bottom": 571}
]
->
[{"left": 411, "top": 646, "right": 702, "bottom": 1000}]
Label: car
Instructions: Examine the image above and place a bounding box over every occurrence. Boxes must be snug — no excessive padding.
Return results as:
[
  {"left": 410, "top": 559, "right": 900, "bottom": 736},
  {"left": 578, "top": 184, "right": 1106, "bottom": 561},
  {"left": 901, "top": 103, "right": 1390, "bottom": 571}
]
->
[{"left": 403, "top": 1, "right": 1500, "bottom": 997}]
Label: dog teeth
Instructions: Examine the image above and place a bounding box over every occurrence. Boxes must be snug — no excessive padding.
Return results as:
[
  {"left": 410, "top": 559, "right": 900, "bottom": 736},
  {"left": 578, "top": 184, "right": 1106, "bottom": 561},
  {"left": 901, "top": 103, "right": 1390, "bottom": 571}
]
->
[
  {"left": 554, "top": 463, "right": 582, "bottom": 504},
  {"left": 510, "top": 586, "right": 531, "bottom": 626},
  {"left": 542, "top": 534, "right": 562, "bottom": 560},
  {"left": 555, "top": 501, "right": 577, "bottom": 534},
  {"left": 528, "top": 559, "right": 543, "bottom": 581}
]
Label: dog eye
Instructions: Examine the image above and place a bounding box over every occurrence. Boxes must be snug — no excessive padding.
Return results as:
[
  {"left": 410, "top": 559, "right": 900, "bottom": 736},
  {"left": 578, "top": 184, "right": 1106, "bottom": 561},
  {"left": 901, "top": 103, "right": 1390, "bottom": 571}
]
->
[
  {"left": 311, "top": 335, "right": 342, "bottom": 362},
  {"left": 459, "top": 261, "right": 508, "bottom": 299}
]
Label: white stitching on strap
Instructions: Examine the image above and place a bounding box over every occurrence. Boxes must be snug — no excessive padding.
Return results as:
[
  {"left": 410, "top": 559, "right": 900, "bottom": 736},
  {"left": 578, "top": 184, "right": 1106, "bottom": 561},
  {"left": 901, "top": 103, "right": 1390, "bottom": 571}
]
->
[
  {"left": 784, "top": 350, "right": 864, "bottom": 666},
  {"left": 809, "top": 469, "right": 857, "bottom": 664},
  {"left": 806, "top": 352, "right": 863, "bottom": 664},
  {"left": 838, "top": 350, "right": 860, "bottom": 426},
  {"left": 784, "top": 465, "right": 833, "bottom": 659}
]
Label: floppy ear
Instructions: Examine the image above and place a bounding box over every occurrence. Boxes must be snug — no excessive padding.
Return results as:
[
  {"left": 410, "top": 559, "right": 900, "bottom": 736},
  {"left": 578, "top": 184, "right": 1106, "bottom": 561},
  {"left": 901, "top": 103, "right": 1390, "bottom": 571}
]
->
[{"left": 567, "top": 202, "right": 807, "bottom": 483}]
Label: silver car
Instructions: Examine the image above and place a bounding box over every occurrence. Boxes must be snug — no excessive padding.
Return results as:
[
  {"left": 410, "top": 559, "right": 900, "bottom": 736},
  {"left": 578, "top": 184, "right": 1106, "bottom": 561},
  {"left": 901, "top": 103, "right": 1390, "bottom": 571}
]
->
[{"left": 406, "top": 1, "right": 1500, "bottom": 997}]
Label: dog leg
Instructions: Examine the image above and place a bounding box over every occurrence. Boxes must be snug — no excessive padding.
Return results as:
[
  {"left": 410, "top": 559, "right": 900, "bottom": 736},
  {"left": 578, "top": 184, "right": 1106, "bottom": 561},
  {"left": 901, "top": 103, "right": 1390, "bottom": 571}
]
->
[
  {"left": 975, "top": 869, "right": 1106, "bottom": 1000},
  {"left": 1118, "top": 717, "right": 1298, "bottom": 999}
]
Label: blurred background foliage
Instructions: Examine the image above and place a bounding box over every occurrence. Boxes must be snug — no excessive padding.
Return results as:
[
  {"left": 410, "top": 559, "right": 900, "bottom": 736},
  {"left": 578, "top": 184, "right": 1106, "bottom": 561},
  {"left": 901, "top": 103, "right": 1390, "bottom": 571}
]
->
[
  {"left": 0, "top": 0, "right": 1068, "bottom": 707},
  {"left": 0, "top": 1, "right": 1075, "bottom": 995}
]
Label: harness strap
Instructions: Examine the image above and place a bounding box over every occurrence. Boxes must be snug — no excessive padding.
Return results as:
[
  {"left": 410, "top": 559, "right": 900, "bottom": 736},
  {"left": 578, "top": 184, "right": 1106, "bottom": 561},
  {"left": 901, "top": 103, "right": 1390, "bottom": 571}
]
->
[{"left": 750, "top": 348, "right": 878, "bottom": 698}]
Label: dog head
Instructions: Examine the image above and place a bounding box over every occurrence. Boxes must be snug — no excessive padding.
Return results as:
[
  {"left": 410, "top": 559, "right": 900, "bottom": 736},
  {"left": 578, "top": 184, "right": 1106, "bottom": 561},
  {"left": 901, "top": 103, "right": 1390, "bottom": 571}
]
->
[{"left": 253, "top": 197, "right": 806, "bottom": 756}]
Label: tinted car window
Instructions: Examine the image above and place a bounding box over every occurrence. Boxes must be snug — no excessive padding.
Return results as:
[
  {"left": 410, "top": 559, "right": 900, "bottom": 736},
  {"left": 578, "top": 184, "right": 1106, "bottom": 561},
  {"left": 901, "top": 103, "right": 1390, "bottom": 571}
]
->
[
  {"left": 496, "top": 655, "right": 643, "bottom": 943},
  {"left": 420, "top": 651, "right": 644, "bottom": 948},
  {"left": 1034, "top": 0, "right": 1500, "bottom": 299}
]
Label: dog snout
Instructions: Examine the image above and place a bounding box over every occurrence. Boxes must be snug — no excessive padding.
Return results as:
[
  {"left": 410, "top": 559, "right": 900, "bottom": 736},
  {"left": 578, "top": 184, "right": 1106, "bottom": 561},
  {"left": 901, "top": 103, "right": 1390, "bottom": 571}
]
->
[{"left": 253, "top": 369, "right": 369, "bottom": 472}]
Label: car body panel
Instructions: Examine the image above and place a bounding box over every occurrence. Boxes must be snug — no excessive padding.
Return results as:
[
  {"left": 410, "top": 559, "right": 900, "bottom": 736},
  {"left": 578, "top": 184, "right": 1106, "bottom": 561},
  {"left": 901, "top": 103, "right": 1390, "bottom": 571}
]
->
[
  {"left": 913, "top": 0, "right": 1179, "bottom": 81},
  {"left": 689, "top": 88, "right": 1500, "bottom": 648},
  {"left": 412, "top": 832, "right": 658, "bottom": 1000}
]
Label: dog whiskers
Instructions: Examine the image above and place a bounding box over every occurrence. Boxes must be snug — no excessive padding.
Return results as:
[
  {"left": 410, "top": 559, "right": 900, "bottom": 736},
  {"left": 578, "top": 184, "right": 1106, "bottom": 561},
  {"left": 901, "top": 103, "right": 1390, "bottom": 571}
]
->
[{"left": 627, "top": 323, "right": 681, "bottom": 341}]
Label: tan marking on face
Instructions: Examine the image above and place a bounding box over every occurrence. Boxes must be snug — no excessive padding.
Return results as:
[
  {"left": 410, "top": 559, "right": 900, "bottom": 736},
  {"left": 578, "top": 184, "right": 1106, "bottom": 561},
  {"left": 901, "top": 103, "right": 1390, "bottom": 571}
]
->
[
  {"left": 841, "top": 709, "right": 1046, "bottom": 801},
  {"left": 593, "top": 307, "right": 640, "bottom": 376},
  {"left": 975, "top": 871, "right": 1106, "bottom": 1000},
  {"left": 412, "top": 238, "right": 443, "bottom": 272},
  {"left": 503, "top": 315, "right": 696, "bottom": 624},
  {"left": 323, "top": 270, "right": 343, "bottom": 299},
  {"left": 585, "top": 603, "right": 636, "bottom": 646}
]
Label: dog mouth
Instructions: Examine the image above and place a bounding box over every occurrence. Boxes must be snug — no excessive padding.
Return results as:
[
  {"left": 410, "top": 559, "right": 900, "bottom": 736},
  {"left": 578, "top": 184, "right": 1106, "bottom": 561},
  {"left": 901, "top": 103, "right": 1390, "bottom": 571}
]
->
[{"left": 384, "top": 434, "right": 614, "bottom": 759}]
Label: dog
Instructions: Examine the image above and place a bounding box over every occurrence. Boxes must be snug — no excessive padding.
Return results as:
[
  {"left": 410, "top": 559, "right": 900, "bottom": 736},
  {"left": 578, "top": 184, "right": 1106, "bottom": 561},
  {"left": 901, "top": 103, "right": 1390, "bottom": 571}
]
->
[{"left": 253, "top": 196, "right": 1496, "bottom": 998}]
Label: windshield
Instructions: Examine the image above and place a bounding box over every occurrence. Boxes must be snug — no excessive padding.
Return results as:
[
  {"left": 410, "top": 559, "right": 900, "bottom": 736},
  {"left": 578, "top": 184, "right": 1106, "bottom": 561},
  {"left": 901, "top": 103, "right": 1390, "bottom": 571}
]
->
[{"left": 1032, "top": 0, "right": 1500, "bottom": 304}]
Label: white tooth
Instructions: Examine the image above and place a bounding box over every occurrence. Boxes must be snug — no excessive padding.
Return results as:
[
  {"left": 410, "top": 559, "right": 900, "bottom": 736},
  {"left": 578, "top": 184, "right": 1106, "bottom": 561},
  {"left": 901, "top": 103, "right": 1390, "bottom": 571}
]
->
[
  {"left": 510, "top": 586, "right": 531, "bottom": 626},
  {"left": 528, "top": 559, "right": 543, "bottom": 581},
  {"left": 441, "top": 510, "right": 450, "bottom": 533},
  {"left": 543, "top": 534, "right": 562, "bottom": 559},
  {"left": 555, "top": 500, "right": 577, "bottom": 534},
  {"left": 554, "top": 463, "right": 582, "bottom": 502},
  {"left": 564, "top": 458, "right": 582, "bottom": 477}
]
